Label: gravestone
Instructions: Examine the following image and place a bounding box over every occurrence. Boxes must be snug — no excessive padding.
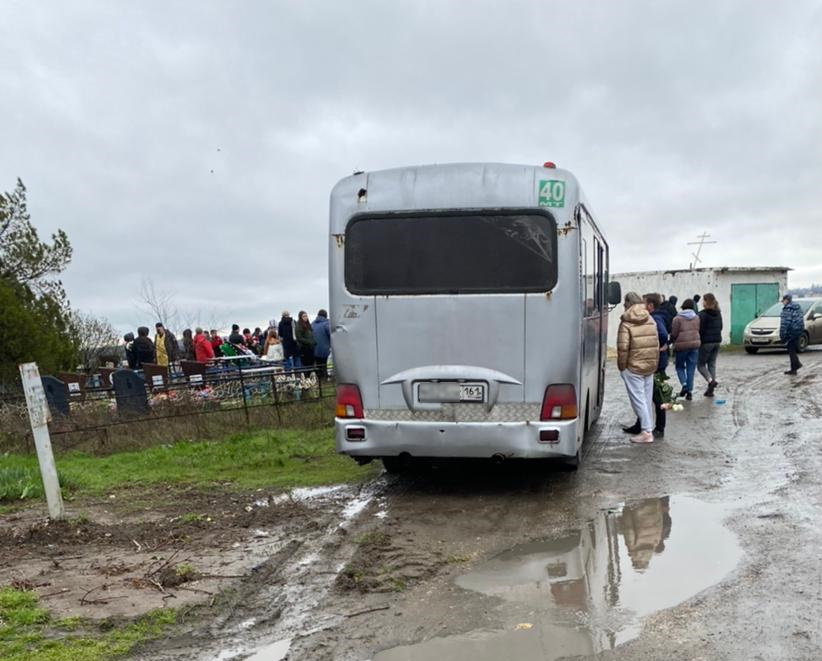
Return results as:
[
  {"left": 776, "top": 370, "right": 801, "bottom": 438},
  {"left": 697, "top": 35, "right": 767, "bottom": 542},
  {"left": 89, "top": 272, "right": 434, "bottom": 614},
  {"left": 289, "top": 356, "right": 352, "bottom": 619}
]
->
[
  {"left": 41, "top": 376, "right": 70, "bottom": 417},
  {"left": 112, "top": 369, "right": 148, "bottom": 415},
  {"left": 57, "top": 372, "right": 87, "bottom": 402},
  {"left": 142, "top": 363, "right": 169, "bottom": 390}
]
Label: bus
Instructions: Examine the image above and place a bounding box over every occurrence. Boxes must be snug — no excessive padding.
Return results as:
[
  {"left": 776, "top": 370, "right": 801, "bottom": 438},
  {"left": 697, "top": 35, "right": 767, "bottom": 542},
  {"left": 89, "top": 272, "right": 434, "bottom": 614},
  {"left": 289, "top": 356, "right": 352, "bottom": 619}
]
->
[{"left": 328, "top": 162, "right": 620, "bottom": 471}]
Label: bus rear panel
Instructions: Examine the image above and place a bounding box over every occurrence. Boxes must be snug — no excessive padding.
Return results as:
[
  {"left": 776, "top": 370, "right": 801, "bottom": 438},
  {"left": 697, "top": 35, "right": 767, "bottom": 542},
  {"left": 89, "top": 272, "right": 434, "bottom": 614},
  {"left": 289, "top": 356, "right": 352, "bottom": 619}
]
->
[{"left": 328, "top": 163, "right": 609, "bottom": 464}]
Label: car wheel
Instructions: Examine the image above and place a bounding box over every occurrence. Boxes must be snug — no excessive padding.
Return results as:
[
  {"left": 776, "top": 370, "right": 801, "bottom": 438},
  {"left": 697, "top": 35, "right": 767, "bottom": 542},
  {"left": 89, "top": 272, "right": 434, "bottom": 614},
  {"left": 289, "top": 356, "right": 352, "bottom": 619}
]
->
[
  {"left": 744, "top": 347, "right": 759, "bottom": 354},
  {"left": 798, "top": 333, "right": 809, "bottom": 353}
]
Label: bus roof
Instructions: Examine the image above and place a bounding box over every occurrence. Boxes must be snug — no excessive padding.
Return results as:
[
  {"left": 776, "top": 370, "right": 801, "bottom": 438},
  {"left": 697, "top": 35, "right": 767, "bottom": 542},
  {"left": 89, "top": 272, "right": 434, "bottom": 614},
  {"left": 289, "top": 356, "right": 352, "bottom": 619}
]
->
[{"left": 330, "top": 162, "right": 581, "bottom": 232}]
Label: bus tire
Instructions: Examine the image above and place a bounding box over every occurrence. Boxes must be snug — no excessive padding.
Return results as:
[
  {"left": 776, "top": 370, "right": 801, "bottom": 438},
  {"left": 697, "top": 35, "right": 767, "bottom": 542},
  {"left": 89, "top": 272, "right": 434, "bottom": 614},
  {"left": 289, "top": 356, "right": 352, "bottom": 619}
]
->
[
  {"left": 563, "top": 402, "right": 589, "bottom": 471},
  {"left": 562, "top": 448, "right": 581, "bottom": 471},
  {"left": 382, "top": 456, "right": 404, "bottom": 474}
]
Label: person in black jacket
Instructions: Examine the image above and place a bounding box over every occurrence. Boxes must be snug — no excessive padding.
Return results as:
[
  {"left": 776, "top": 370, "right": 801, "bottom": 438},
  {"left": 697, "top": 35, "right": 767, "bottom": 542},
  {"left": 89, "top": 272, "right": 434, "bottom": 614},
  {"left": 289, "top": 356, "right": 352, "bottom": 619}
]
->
[
  {"left": 278, "top": 311, "right": 300, "bottom": 370},
  {"left": 132, "top": 326, "right": 156, "bottom": 368},
  {"left": 228, "top": 323, "right": 245, "bottom": 347},
  {"left": 658, "top": 295, "right": 678, "bottom": 334},
  {"left": 123, "top": 332, "right": 137, "bottom": 369},
  {"left": 697, "top": 293, "right": 723, "bottom": 396}
]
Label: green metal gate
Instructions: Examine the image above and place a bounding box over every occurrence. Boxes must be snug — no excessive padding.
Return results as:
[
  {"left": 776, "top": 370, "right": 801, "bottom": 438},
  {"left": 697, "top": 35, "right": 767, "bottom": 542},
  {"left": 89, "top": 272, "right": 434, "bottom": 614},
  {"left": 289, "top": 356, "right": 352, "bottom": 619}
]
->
[{"left": 730, "top": 283, "right": 780, "bottom": 344}]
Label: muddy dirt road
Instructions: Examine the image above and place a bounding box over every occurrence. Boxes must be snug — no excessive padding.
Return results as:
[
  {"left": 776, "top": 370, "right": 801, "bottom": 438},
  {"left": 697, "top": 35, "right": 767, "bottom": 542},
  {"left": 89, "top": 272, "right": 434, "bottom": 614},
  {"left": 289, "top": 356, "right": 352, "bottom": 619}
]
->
[{"left": 133, "top": 349, "right": 822, "bottom": 661}]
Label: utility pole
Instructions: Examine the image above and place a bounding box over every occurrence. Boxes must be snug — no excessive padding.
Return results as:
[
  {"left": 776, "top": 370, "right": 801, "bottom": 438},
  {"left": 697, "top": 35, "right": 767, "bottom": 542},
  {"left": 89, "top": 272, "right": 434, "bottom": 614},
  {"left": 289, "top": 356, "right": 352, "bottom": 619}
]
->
[{"left": 687, "top": 232, "right": 718, "bottom": 270}]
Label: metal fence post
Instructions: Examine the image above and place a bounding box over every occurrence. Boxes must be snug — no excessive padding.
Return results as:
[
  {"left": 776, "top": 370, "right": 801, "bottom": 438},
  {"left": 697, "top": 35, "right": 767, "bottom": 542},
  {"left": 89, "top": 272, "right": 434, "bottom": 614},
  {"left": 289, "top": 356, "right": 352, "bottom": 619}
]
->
[
  {"left": 238, "top": 368, "right": 250, "bottom": 430},
  {"left": 270, "top": 372, "right": 282, "bottom": 425}
]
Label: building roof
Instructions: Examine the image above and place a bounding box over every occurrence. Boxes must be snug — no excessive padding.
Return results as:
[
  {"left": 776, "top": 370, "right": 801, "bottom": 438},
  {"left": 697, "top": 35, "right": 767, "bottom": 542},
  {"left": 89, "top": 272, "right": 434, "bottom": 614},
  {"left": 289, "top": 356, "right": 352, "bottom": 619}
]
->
[{"left": 613, "top": 266, "right": 791, "bottom": 277}]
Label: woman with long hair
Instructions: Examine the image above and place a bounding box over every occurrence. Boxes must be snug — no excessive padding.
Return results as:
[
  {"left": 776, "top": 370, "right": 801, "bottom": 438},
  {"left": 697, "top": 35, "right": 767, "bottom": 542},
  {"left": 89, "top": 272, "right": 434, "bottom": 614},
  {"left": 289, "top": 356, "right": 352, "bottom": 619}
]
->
[
  {"left": 697, "top": 293, "right": 723, "bottom": 396},
  {"left": 262, "top": 328, "right": 283, "bottom": 362},
  {"left": 182, "top": 328, "right": 196, "bottom": 361},
  {"left": 295, "top": 310, "right": 316, "bottom": 369}
]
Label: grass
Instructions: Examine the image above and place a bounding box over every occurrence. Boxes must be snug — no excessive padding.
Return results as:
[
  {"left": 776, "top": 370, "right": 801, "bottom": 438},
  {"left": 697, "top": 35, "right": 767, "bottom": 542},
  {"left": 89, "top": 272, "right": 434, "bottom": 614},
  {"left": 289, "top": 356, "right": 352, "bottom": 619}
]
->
[
  {"left": 0, "top": 465, "right": 80, "bottom": 502},
  {"left": 0, "top": 587, "right": 176, "bottom": 661},
  {"left": 0, "top": 429, "right": 378, "bottom": 503}
]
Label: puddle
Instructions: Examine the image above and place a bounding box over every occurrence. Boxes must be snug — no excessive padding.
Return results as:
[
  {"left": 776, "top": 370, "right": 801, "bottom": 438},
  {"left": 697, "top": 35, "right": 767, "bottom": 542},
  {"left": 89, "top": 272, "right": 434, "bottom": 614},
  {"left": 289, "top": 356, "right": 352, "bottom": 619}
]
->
[
  {"left": 341, "top": 493, "right": 373, "bottom": 520},
  {"left": 291, "top": 485, "right": 346, "bottom": 501},
  {"left": 215, "top": 638, "right": 291, "bottom": 661},
  {"left": 375, "top": 495, "right": 741, "bottom": 660},
  {"left": 244, "top": 638, "right": 291, "bottom": 660}
]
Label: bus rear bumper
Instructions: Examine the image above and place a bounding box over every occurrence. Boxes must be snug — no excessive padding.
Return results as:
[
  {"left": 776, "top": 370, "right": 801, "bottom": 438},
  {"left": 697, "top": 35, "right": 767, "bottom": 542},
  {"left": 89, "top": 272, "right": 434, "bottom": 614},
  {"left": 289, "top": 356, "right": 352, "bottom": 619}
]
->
[{"left": 335, "top": 418, "right": 579, "bottom": 460}]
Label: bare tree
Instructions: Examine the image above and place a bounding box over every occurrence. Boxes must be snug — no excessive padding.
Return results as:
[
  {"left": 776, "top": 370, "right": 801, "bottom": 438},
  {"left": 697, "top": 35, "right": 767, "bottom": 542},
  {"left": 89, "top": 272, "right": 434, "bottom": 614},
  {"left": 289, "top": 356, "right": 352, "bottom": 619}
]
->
[
  {"left": 138, "top": 279, "right": 226, "bottom": 333},
  {"left": 179, "top": 308, "right": 223, "bottom": 333},
  {"left": 139, "top": 277, "right": 179, "bottom": 329},
  {"left": 70, "top": 312, "right": 120, "bottom": 369}
]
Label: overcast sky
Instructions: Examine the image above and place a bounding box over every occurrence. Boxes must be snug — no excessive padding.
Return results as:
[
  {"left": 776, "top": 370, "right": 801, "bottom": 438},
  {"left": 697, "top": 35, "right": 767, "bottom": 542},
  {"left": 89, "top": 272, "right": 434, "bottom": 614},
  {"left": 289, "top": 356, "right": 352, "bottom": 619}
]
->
[{"left": 2, "top": 1, "right": 821, "bottom": 335}]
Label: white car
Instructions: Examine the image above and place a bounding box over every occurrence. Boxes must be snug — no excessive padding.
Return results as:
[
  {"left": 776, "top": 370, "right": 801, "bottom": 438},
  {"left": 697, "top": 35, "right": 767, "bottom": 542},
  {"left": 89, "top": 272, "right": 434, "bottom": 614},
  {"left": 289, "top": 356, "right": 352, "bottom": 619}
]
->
[{"left": 744, "top": 298, "right": 822, "bottom": 354}]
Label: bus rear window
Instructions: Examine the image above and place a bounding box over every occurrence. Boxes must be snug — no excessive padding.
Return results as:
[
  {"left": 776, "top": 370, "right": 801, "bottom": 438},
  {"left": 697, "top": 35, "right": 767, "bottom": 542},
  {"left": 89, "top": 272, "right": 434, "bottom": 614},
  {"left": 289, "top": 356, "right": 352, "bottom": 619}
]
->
[{"left": 345, "top": 210, "right": 558, "bottom": 295}]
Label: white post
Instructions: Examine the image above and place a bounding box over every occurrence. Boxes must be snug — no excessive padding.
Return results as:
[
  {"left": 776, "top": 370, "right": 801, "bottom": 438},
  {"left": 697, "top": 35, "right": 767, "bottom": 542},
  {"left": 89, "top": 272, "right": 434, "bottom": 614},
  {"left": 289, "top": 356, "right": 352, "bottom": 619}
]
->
[{"left": 19, "top": 362, "right": 65, "bottom": 520}]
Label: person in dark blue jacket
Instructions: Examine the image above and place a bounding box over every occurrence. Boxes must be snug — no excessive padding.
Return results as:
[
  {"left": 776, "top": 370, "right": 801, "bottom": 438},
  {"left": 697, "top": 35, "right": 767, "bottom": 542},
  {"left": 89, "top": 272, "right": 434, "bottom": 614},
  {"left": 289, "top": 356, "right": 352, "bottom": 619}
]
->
[
  {"left": 658, "top": 295, "right": 678, "bottom": 335},
  {"left": 312, "top": 309, "right": 332, "bottom": 380},
  {"left": 623, "top": 293, "right": 670, "bottom": 437},
  {"left": 779, "top": 294, "right": 805, "bottom": 374}
]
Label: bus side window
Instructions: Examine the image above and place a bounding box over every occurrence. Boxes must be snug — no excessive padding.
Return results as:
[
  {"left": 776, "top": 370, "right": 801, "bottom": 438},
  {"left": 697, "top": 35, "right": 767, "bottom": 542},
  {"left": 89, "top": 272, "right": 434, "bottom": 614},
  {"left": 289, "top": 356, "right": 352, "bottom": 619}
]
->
[
  {"left": 582, "top": 238, "right": 593, "bottom": 316},
  {"left": 595, "top": 240, "right": 605, "bottom": 311}
]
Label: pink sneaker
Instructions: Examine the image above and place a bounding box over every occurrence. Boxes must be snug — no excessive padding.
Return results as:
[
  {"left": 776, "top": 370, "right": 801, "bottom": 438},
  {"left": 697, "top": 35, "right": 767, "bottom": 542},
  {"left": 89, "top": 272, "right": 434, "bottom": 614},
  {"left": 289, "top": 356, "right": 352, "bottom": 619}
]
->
[{"left": 630, "top": 431, "right": 654, "bottom": 444}]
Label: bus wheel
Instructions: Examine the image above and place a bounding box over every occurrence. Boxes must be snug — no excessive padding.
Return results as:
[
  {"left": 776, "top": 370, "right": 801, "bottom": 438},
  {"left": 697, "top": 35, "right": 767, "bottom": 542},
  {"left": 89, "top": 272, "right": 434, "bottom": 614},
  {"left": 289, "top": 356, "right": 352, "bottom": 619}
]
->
[
  {"left": 382, "top": 456, "right": 404, "bottom": 474},
  {"left": 563, "top": 405, "right": 587, "bottom": 471},
  {"left": 562, "top": 448, "right": 581, "bottom": 471}
]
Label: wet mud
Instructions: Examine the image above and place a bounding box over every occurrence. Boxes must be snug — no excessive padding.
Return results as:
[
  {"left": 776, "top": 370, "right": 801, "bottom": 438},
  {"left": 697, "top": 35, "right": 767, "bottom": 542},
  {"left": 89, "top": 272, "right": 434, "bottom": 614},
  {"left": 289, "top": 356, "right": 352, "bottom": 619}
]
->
[
  {"left": 10, "top": 350, "right": 821, "bottom": 660},
  {"left": 286, "top": 349, "right": 822, "bottom": 661}
]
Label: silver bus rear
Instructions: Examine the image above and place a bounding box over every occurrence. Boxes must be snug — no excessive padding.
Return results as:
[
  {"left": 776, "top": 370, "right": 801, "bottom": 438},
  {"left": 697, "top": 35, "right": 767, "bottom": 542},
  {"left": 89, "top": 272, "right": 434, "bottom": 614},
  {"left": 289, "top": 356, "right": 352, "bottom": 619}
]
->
[{"left": 328, "top": 163, "right": 616, "bottom": 468}]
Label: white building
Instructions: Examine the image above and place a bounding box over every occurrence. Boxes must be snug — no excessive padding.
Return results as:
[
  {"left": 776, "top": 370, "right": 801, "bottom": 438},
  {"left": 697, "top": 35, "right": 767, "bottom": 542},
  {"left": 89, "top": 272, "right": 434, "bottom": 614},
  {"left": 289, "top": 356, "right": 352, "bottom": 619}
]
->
[{"left": 607, "top": 266, "right": 790, "bottom": 347}]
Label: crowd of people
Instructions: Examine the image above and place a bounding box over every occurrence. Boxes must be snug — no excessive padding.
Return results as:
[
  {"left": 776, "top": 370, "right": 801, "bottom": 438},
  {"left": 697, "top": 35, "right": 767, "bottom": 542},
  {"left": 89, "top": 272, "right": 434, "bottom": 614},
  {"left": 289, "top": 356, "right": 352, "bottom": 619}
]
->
[
  {"left": 616, "top": 291, "right": 723, "bottom": 444},
  {"left": 122, "top": 310, "right": 332, "bottom": 378},
  {"left": 616, "top": 290, "right": 804, "bottom": 445}
]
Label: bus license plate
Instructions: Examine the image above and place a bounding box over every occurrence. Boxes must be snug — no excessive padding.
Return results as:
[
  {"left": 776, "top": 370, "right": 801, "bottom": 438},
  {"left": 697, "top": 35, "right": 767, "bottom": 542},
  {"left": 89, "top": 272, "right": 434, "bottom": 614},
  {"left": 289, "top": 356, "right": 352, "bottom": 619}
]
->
[
  {"left": 418, "top": 383, "right": 485, "bottom": 403},
  {"left": 459, "top": 385, "right": 484, "bottom": 402}
]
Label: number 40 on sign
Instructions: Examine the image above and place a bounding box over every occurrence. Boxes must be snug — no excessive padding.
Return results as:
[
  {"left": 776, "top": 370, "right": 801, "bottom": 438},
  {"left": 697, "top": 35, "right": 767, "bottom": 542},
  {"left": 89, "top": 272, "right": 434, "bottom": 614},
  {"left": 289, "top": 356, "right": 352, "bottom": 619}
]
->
[{"left": 538, "top": 179, "right": 566, "bottom": 208}]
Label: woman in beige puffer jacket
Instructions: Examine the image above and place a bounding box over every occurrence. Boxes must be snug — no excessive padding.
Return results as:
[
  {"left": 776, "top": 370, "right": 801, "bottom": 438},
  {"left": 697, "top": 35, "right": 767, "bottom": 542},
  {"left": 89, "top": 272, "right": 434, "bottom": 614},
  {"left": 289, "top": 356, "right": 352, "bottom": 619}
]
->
[{"left": 617, "top": 292, "right": 660, "bottom": 443}]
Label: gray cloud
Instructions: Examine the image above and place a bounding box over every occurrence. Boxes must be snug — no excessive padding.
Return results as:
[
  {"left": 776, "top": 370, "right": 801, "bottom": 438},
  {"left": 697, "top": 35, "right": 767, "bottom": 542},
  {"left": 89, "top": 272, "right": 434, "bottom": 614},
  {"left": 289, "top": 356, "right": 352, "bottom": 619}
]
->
[{"left": 2, "top": 0, "right": 821, "bottom": 334}]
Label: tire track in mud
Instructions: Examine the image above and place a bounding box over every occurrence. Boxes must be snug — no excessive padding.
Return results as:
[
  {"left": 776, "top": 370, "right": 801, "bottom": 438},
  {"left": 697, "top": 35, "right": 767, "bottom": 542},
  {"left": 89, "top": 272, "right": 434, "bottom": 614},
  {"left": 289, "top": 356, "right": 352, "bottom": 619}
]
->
[{"left": 130, "top": 479, "right": 392, "bottom": 661}]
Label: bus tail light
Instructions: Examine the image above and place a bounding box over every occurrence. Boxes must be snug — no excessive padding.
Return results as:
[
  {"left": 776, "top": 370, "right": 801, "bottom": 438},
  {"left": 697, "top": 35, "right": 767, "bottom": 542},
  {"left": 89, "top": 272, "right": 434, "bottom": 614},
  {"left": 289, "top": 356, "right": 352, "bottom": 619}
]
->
[
  {"left": 540, "top": 384, "right": 577, "bottom": 420},
  {"left": 336, "top": 384, "right": 364, "bottom": 418}
]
